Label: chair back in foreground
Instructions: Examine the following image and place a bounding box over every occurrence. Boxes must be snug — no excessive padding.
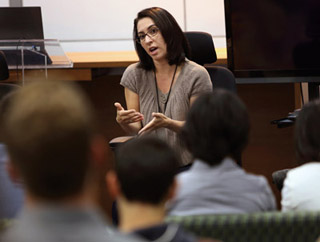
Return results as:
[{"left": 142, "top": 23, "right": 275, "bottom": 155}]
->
[{"left": 166, "top": 211, "right": 320, "bottom": 242}]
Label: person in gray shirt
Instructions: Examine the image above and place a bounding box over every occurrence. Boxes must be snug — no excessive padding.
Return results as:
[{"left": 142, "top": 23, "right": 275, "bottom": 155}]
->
[
  {"left": 114, "top": 7, "right": 212, "bottom": 166},
  {"left": 1, "top": 81, "right": 143, "bottom": 242},
  {"left": 168, "top": 90, "right": 276, "bottom": 216}
]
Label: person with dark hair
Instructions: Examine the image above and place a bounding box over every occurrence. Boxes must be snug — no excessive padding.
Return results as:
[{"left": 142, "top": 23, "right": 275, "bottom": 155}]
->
[
  {"left": 281, "top": 99, "right": 320, "bottom": 211},
  {"left": 1, "top": 81, "right": 143, "bottom": 242},
  {"left": 114, "top": 7, "right": 212, "bottom": 166},
  {"left": 168, "top": 90, "right": 276, "bottom": 216},
  {"left": 106, "top": 137, "right": 200, "bottom": 242}
]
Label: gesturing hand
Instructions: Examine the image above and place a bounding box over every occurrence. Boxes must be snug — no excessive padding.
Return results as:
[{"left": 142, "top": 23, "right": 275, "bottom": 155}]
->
[
  {"left": 138, "top": 112, "right": 169, "bottom": 135},
  {"left": 114, "top": 102, "right": 144, "bottom": 125}
]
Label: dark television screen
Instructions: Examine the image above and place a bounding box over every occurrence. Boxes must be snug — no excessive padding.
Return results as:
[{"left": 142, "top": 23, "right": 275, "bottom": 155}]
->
[{"left": 224, "top": 0, "right": 320, "bottom": 78}]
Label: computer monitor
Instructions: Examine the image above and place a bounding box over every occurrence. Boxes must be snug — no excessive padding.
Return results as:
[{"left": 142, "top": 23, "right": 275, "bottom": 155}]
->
[
  {"left": 0, "top": 7, "right": 44, "bottom": 40},
  {"left": 0, "top": 7, "right": 52, "bottom": 66}
]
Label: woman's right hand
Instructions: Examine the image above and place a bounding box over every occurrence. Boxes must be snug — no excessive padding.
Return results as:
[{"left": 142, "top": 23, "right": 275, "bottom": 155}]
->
[{"left": 114, "top": 102, "right": 144, "bottom": 125}]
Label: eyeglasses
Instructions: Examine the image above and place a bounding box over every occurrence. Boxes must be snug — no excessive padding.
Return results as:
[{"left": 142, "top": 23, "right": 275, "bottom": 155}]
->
[{"left": 136, "top": 26, "right": 159, "bottom": 43}]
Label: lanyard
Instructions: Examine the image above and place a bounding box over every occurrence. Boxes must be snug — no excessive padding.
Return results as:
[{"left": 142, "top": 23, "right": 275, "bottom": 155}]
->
[{"left": 154, "top": 65, "right": 178, "bottom": 114}]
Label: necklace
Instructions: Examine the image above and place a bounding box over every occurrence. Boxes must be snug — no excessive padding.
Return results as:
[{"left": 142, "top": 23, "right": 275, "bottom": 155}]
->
[{"left": 154, "top": 65, "right": 178, "bottom": 114}]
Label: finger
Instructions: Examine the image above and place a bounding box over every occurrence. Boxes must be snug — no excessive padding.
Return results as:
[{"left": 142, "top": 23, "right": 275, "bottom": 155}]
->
[
  {"left": 123, "top": 112, "right": 143, "bottom": 119},
  {"left": 117, "top": 109, "right": 140, "bottom": 124},
  {"left": 138, "top": 122, "right": 152, "bottom": 135},
  {"left": 130, "top": 116, "right": 143, "bottom": 123},
  {"left": 152, "top": 112, "right": 165, "bottom": 118},
  {"left": 121, "top": 113, "right": 144, "bottom": 124},
  {"left": 121, "top": 109, "right": 137, "bottom": 115},
  {"left": 127, "top": 113, "right": 144, "bottom": 122},
  {"left": 114, "top": 102, "right": 124, "bottom": 111},
  {"left": 138, "top": 118, "right": 155, "bottom": 135}
]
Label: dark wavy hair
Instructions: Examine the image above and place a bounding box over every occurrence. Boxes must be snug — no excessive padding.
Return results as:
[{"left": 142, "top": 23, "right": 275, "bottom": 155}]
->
[
  {"left": 133, "top": 7, "right": 190, "bottom": 70},
  {"left": 295, "top": 100, "right": 320, "bottom": 164},
  {"left": 180, "top": 90, "right": 250, "bottom": 165}
]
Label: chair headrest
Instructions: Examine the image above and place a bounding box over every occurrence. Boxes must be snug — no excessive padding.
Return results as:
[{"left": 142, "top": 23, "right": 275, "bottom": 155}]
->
[
  {"left": 0, "top": 51, "right": 9, "bottom": 81},
  {"left": 184, "top": 31, "right": 217, "bottom": 65}
]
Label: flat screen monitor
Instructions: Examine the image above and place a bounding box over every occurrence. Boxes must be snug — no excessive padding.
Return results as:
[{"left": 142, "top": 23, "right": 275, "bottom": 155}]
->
[
  {"left": 0, "top": 7, "right": 52, "bottom": 65},
  {"left": 0, "top": 7, "right": 44, "bottom": 40},
  {"left": 224, "top": 0, "right": 320, "bottom": 78}
]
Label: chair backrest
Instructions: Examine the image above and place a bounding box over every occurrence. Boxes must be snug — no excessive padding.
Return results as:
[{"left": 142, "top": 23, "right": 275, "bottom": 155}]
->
[
  {"left": 272, "top": 168, "right": 290, "bottom": 191},
  {"left": 184, "top": 31, "right": 217, "bottom": 65},
  {"left": 0, "top": 51, "right": 20, "bottom": 100},
  {"left": 207, "top": 66, "right": 237, "bottom": 93},
  {"left": 184, "top": 31, "right": 237, "bottom": 93},
  {"left": 166, "top": 211, "right": 320, "bottom": 242},
  {"left": 0, "top": 51, "right": 9, "bottom": 81}
]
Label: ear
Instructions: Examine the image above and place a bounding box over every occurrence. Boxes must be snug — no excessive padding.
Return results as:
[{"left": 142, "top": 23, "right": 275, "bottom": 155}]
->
[
  {"left": 106, "top": 170, "right": 121, "bottom": 200},
  {"left": 90, "top": 134, "right": 108, "bottom": 169},
  {"left": 6, "top": 159, "right": 22, "bottom": 184},
  {"left": 166, "top": 178, "right": 178, "bottom": 201}
]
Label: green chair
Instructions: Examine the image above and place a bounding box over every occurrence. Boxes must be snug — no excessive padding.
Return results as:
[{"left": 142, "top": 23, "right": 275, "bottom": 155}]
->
[{"left": 166, "top": 211, "right": 320, "bottom": 242}]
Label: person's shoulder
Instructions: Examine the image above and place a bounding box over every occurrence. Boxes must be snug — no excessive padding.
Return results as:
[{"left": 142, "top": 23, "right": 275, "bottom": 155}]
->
[
  {"left": 121, "top": 63, "right": 146, "bottom": 87},
  {"left": 123, "top": 62, "right": 151, "bottom": 79},
  {"left": 182, "top": 60, "right": 211, "bottom": 88},
  {"left": 285, "top": 162, "right": 320, "bottom": 185},
  {"left": 123, "top": 62, "right": 141, "bottom": 74},
  {"left": 171, "top": 223, "right": 198, "bottom": 242},
  {"left": 241, "top": 170, "right": 271, "bottom": 189},
  {"left": 107, "top": 227, "right": 147, "bottom": 242},
  {"left": 133, "top": 223, "right": 197, "bottom": 242},
  {"left": 183, "top": 59, "right": 208, "bottom": 74},
  {"left": 176, "top": 170, "right": 192, "bottom": 184},
  {"left": 175, "top": 160, "right": 208, "bottom": 184},
  {"left": 289, "top": 162, "right": 320, "bottom": 176}
]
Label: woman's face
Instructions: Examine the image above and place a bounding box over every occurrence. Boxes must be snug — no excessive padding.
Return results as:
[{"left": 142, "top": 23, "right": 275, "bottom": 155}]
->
[{"left": 136, "top": 17, "right": 167, "bottom": 63}]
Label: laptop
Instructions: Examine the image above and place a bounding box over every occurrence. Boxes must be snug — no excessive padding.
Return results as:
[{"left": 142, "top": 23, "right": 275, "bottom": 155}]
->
[{"left": 0, "top": 7, "right": 52, "bottom": 66}]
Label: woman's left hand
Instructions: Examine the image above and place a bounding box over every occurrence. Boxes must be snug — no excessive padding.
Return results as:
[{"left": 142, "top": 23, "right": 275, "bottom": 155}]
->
[{"left": 138, "top": 112, "right": 169, "bottom": 135}]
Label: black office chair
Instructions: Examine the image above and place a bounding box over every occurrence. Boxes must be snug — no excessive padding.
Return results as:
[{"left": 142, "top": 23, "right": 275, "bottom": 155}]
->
[
  {"left": 185, "top": 31, "right": 237, "bottom": 93},
  {"left": 272, "top": 168, "right": 290, "bottom": 191},
  {"left": 0, "top": 51, "right": 9, "bottom": 81},
  {"left": 0, "top": 51, "right": 20, "bottom": 98}
]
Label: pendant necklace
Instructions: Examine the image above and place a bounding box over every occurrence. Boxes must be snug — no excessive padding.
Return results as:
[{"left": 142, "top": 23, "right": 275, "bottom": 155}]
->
[{"left": 154, "top": 65, "right": 178, "bottom": 114}]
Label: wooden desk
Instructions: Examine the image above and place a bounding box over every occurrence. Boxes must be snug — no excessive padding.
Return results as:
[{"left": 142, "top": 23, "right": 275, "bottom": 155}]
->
[
  {"left": 66, "top": 51, "right": 139, "bottom": 68},
  {"left": 8, "top": 49, "right": 227, "bottom": 82},
  {"left": 66, "top": 48, "right": 227, "bottom": 68}
]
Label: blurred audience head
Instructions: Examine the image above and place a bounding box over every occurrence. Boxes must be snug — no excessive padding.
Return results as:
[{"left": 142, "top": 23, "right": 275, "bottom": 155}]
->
[
  {"left": 181, "top": 89, "right": 250, "bottom": 165},
  {"left": 295, "top": 99, "right": 320, "bottom": 164},
  {"left": 3, "top": 81, "right": 102, "bottom": 201},
  {"left": 108, "top": 136, "right": 179, "bottom": 205}
]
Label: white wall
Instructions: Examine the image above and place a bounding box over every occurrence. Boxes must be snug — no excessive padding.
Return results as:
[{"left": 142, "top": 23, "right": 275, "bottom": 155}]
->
[
  {"left": 23, "top": 0, "right": 226, "bottom": 52},
  {"left": 186, "top": 0, "right": 226, "bottom": 48},
  {"left": 0, "top": 0, "right": 9, "bottom": 6}
]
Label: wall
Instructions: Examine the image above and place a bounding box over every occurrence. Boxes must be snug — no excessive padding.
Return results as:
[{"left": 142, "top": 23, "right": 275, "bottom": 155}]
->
[
  {"left": 0, "top": 0, "right": 8, "bottom": 6},
  {"left": 17, "top": 0, "right": 226, "bottom": 52}
]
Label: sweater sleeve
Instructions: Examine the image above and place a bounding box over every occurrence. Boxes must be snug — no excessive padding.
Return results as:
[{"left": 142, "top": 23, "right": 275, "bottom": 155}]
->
[{"left": 120, "top": 63, "right": 139, "bottom": 94}]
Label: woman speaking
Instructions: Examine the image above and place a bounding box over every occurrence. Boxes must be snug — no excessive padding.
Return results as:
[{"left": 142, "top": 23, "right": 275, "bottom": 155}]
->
[{"left": 115, "top": 7, "right": 212, "bottom": 166}]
